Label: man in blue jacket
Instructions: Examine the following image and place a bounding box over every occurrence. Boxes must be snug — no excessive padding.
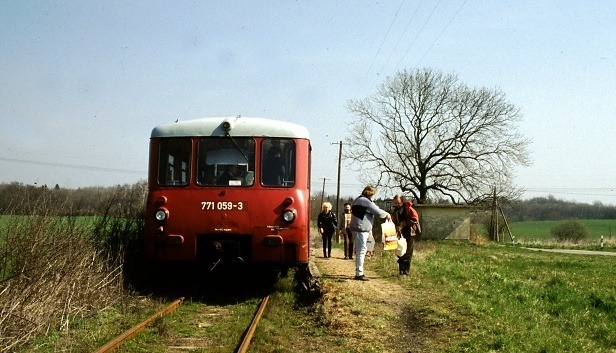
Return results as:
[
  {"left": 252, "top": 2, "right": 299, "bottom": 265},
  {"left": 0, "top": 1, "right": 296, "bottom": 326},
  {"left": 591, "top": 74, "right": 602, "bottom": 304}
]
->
[{"left": 350, "top": 185, "right": 391, "bottom": 281}]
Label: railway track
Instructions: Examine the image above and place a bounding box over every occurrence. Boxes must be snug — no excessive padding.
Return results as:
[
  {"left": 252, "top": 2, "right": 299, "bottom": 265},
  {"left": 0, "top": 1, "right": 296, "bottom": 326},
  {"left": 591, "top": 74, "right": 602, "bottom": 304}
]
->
[
  {"left": 93, "top": 295, "right": 271, "bottom": 353},
  {"left": 235, "top": 295, "right": 270, "bottom": 353}
]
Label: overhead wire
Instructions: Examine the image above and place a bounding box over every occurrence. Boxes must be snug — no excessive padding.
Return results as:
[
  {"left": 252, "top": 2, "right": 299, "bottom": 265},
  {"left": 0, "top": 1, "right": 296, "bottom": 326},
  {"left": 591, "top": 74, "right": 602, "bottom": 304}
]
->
[
  {"left": 524, "top": 188, "right": 616, "bottom": 198},
  {"left": 365, "top": 0, "right": 406, "bottom": 76},
  {"left": 0, "top": 157, "right": 145, "bottom": 175},
  {"left": 375, "top": 0, "right": 425, "bottom": 79},
  {"left": 393, "top": 0, "right": 444, "bottom": 70},
  {"left": 413, "top": 0, "right": 469, "bottom": 67},
  {"left": 348, "top": 1, "right": 615, "bottom": 204}
]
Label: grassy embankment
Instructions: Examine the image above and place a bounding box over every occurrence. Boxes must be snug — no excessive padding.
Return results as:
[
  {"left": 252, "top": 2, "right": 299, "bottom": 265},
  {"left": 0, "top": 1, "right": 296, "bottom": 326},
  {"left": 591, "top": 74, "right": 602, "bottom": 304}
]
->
[
  {"left": 505, "top": 219, "right": 616, "bottom": 250},
  {"left": 20, "top": 240, "right": 616, "bottom": 353},
  {"left": 370, "top": 241, "right": 616, "bottom": 352},
  {"left": 0, "top": 209, "right": 141, "bottom": 352},
  {"left": 510, "top": 219, "right": 616, "bottom": 239},
  {"left": 7, "top": 219, "right": 616, "bottom": 352}
]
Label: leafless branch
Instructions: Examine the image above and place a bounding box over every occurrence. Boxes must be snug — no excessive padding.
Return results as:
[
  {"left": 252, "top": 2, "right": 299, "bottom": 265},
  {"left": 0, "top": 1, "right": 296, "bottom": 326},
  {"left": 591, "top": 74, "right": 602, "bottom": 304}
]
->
[{"left": 345, "top": 68, "right": 531, "bottom": 204}]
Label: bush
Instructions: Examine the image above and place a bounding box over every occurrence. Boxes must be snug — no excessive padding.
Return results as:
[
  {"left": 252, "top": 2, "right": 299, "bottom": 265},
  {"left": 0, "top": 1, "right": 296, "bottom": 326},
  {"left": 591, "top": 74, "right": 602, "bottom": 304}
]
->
[
  {"left": 0, "top": 212, "right": 124, "bottom": 352},
  {"left": 0, "top": 182, "right": 146, "bottom": 352},
  {"left": 551, "top": 220, "right": 589, "bottom": 243}
]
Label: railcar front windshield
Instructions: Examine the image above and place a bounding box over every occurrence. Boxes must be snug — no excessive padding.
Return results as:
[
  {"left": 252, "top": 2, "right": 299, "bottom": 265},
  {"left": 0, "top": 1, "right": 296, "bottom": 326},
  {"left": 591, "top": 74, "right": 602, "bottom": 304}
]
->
[
  {"left": 156, "top": 137, "right": 297, "bottom": 187},
  {"left": 197, "top": 138, "right": 256, "bottom": 186}
]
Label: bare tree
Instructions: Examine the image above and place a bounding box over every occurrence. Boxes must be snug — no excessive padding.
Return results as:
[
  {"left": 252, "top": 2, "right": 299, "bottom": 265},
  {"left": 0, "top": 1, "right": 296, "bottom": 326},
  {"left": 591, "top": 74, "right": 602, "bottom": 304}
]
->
[{"left": 345, "top": 68, "right": 531, "bottom": 204}]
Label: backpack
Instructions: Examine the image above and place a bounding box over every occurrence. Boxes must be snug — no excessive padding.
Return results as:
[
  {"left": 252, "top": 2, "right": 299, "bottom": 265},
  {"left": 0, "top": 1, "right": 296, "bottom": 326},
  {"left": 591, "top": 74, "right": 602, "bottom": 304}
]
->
[
  {"left": 403, "top": 201, "right": 419, "bottom": 222},
  {"left": 403, "top": 201, "right": 421, "bottom": 233}
]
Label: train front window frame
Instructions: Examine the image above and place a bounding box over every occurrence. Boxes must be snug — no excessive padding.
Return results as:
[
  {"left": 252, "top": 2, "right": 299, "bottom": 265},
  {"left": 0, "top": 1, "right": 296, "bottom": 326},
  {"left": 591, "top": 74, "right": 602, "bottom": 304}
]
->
[
  {"left": 157, "top": 138, "right": 191, "bottom": 186},
  {"left": 261, "top": 138, "right": 295, "bottom": 187},
  {"left": 197, "top": 137, "right": 256, "bottom": 187}
]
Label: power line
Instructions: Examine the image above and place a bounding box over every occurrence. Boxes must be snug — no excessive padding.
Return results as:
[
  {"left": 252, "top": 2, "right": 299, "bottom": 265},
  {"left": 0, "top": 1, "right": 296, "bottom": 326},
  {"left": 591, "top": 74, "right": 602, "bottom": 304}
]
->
[
  {"left": 365, "top": 0, "right": 406, "bottom": 76},
  {"left": 393, "top": 0, "right": 444, "bottom": 70},
  {"left": 524, "top": 188, "right": 616, "bottom": 198},
  {"left": 375, "top": 0, "right": 425, "bottom": 79},
  {"left": 526, "top": 188, "right": 616, "bottom": 191},
  {"left": 310, "top": 181, "right": 362, "bottom": 187},
  {"left": 413, "top": 0, "right": 468, "bottom": 67},
  {"left": 0, "top": 157, "right": 145, "bottom": 175}
]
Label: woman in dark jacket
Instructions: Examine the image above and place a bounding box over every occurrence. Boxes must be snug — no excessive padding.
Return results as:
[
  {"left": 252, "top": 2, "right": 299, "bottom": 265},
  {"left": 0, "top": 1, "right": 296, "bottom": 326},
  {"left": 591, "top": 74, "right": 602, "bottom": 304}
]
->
[{"left": 317, "top": 202, "right": 338, "bottom": 258}]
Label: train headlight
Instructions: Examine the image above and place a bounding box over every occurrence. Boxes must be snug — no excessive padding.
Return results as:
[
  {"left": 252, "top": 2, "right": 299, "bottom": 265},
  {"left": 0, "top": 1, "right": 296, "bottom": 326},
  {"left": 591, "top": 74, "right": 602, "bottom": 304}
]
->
[
  {"left": 155, "top": 208, "right": 168, "bottom": 222},
  {"left": 282, "top": 209, "right": 296, "bottom": 222},
  {"left": 222, "top": 119, "right": 233, "bottom": 132}
]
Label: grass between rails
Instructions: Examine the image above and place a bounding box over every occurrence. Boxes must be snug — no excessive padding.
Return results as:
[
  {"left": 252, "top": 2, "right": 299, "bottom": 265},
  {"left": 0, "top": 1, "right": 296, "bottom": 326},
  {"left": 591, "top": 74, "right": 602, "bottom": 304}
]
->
[
  {"left": 370, "top": 241, "right": 616, "bottom": 352},
  {"left": 118, "top": 298, "right": 261, "bottom": 353},
  {"left": 144, "top": 276, "right": 333, "bottom": 353},
  {"left": 20, "top": 272, "right": 327, "bottom": 353}
]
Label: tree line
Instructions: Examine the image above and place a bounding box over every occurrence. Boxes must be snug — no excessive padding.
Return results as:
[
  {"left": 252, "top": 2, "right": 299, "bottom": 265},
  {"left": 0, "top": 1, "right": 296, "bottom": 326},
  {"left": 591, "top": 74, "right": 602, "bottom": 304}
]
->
[
  {"left": 2, "top": 182, "right": 615, "bottom": 222},
  {"left": 504, "top": 195, "right": 616, "bottom": 221},
  {"left": 0, "top": 181, "right": 147, "bottom": 216}
]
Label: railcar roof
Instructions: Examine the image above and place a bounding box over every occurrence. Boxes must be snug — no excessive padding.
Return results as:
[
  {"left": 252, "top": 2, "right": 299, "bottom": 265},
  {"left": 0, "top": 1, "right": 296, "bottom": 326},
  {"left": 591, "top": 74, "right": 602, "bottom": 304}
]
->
[{"left": 151, "top": 116, "right": 310, "bottom": 139}]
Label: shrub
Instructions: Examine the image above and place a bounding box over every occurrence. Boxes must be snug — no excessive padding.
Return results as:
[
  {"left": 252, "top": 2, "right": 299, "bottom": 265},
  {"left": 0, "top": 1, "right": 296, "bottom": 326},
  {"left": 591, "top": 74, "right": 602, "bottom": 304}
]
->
[
  {"left": 551, "top": 219, "right": 589, "bottom": 243},
  {"left": 0, "top": 212, "right": 124, "bottom": 352},
  {"left": 0, "top": 182, "right": 146, "bottom": 352}
]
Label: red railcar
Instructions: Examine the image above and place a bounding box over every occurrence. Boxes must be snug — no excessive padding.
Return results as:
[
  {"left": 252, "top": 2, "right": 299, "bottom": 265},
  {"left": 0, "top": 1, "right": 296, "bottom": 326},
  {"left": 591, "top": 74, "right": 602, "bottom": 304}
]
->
[{"left": 145, "top": 116, "right": 311, "bottom": 277}]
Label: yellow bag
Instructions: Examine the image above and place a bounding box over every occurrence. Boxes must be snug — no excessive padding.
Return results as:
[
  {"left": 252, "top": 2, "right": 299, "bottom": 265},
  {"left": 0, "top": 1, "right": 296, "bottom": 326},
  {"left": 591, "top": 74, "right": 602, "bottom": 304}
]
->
[{"left": 381, "top": 221, "right": 398, "bottom": 251}]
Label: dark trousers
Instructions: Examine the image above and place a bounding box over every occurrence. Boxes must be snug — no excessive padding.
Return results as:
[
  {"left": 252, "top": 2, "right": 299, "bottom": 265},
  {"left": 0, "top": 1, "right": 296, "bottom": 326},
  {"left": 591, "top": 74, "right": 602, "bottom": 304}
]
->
[
  {"left": 397, "top": 228, "right": 415, "bottom": 274},
  {"left": 344, "top": 228, "right": 354, "bottom": 259},
  {"left": 322, "top": 231, "right": 333, "bottom": 257}
]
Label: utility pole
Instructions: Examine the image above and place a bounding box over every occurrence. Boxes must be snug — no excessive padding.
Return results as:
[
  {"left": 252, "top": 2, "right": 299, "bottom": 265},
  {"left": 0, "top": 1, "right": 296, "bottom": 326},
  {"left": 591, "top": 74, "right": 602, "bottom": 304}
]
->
[
  {"left": 490, "top": 187, "right": 499, "bottom": 242},
  {"left": 320, "top": 177, "right": 329, "bottom": 206},
  {"left": 331, "top": 141, "right": 343, "bottom": 242},
  {"left": 330, "top": 141, "right": 343, "bottom": 219}
]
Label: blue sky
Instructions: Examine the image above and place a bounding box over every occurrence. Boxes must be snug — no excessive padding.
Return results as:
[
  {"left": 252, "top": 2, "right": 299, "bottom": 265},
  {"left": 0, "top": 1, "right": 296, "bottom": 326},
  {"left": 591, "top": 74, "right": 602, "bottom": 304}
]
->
[{"left": 1, "top": 1, "right": 615, "bottom": 204}]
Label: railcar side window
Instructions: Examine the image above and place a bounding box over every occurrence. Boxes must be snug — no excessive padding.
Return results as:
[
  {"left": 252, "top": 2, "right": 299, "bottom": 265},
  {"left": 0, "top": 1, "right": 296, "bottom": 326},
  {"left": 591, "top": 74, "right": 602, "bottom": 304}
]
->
[
  {"left": 262, "top": 138, "right": 295, "bottom": 187},
  {"left": 158, "top": 138, "right": 191, "bottom": 186},
  {"left": 197, "top": 138, "right": 256, "bottom": 186}
]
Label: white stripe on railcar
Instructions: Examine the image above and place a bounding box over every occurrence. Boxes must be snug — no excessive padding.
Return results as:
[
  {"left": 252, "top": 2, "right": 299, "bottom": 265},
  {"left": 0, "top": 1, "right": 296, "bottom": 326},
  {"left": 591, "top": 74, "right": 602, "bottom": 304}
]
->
[{"left": 151, "top": 117, "right": 310, "bottom": 139}]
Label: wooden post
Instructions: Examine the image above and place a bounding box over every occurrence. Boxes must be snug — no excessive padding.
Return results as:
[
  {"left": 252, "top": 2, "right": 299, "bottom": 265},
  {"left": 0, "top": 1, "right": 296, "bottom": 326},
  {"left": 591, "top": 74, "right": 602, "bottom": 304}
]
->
[
  {"left": 498, "top": 205, "right": 514, "bottom": 243},
  {"left": 332, "top": 141, "right": 343, "bottom": 243},
  {"left": 320, "top": 177, "right": 327, "bottom": 206},
  {"left": 490, "top": 187, "right": 498, "bottom": 242}
]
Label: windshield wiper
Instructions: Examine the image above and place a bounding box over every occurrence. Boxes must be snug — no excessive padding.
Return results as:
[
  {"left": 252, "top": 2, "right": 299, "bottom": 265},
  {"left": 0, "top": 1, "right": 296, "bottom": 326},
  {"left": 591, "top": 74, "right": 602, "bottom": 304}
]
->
[{"left": 225, "top": 131, "right": 254, "bottom": 170}]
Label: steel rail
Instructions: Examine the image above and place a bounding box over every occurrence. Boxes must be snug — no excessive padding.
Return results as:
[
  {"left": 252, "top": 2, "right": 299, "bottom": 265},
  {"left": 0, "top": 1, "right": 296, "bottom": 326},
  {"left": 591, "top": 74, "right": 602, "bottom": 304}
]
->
[
  {"left": 94, "top": 297, "right": 185, "bottom": 353},
  {"left": 235, "top": 295, "right": 270, "bottom": 353}
]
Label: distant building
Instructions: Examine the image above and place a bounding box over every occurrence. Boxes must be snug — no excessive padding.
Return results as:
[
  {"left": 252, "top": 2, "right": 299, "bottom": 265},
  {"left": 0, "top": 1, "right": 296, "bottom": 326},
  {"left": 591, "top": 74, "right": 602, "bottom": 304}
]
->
[
  {"left": 414, "top": 204, "right": 472, "bottom": 240},
  {"left": 374, "top": 200, "right": 472, "bottom": 241}
]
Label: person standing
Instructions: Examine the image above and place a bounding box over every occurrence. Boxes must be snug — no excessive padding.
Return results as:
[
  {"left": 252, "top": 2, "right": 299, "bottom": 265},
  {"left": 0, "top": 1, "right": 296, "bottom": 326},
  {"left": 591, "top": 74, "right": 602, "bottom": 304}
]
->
[
  {"left": 341, "top": 202, "right": 354, "bottom": 260},
  {"left": 317, "top": 202, "right": 337, "bottom": 258},
  {"left": 263, "top": 140, "right": 286, "bottom": 186},
  {"left": 350, "top": 186, "right": 391, "bottom": 281},
  {"left": 217, "top": 164, "right": 240, "bottom": 185},
  {"left": 392, "top": 194, "right": 421, "bottom": 275}
]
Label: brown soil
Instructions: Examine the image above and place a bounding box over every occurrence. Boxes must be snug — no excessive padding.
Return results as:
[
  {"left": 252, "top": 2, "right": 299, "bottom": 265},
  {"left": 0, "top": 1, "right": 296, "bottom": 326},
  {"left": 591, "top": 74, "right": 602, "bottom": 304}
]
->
[{"left": 312, "top": 247, "right": 441, "bottom": 353}]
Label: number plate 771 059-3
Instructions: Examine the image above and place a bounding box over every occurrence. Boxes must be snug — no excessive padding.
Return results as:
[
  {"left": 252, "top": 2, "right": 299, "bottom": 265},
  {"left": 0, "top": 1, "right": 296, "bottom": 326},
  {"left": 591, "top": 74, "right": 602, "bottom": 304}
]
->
[{"left": 201, "top": 201, "right": 244, "bottom": 211}]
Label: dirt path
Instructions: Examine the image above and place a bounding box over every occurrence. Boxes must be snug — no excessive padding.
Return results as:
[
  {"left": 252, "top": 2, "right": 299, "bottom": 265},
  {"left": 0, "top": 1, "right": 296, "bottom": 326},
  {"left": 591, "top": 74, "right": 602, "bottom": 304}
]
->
[
  {"left": 524, "top": 247, "right": 616, "bottom": 256},
  {"left": 313, "top": 247, "right": 433, "bottom": 353}
]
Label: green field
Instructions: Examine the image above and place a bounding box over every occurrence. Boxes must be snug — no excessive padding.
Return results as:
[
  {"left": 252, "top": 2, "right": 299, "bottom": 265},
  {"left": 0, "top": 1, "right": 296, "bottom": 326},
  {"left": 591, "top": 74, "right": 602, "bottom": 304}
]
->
[
  {"left": 372, "top": 241, "right": 616, "bottom": 352},
  {"left": 509, "top": 219, "right": 616, "bottom": 241}
]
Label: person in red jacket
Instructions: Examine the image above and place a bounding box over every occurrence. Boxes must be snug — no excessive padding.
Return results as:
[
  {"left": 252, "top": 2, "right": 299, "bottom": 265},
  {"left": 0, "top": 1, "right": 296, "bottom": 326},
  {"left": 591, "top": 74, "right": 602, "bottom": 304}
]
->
[{"left": 392, "top": 194, "right": 421, "bottom": 275}]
